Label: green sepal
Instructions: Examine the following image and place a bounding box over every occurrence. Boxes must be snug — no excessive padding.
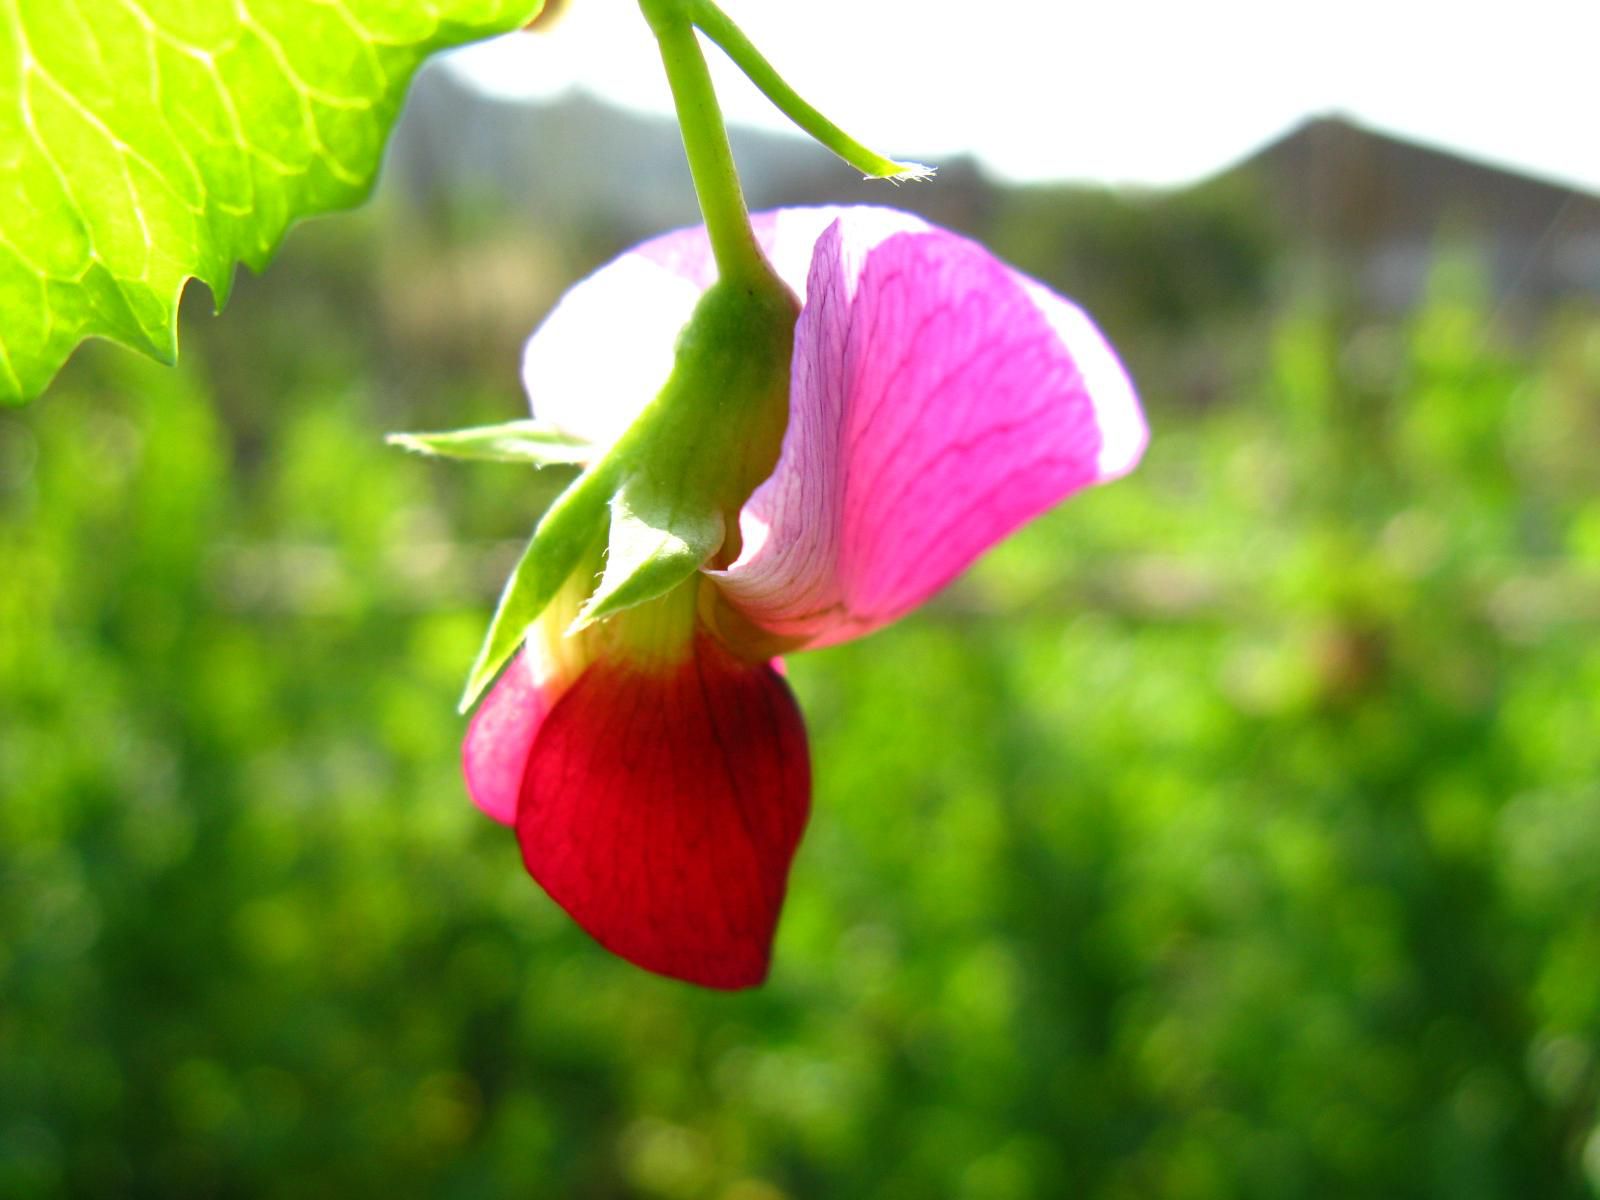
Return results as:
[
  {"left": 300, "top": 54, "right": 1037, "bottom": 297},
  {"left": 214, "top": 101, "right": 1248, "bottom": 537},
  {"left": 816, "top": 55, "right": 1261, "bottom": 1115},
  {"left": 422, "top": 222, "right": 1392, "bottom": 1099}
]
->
[
  {"left": 387, "top": 420, "right": 591, "bottom": 466},
  {"left": 571, "top": 478, "right": 724, "bottom": 632},
  {"left": 572, "top": 272, "right": 796, "bottom": 626},
  {"left": 459, "top": 242, "right": 798, "bottom": 708},
  {"left": 457, "top": 458, "right": 617, "bottom": 712}
]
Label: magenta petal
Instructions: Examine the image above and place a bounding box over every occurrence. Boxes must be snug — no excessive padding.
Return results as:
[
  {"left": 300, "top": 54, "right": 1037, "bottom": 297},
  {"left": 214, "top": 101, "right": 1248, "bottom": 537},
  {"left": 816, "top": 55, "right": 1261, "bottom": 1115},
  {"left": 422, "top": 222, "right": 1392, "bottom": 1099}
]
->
[
  {"left": 516, "top": 637, "right": 811, "bottom": 989},
  {"left": 463, "top": 652, "right": 548, "bottom": 826},
  {"left": 715, "top": 216, "right": 1147, "bottom": 647}
]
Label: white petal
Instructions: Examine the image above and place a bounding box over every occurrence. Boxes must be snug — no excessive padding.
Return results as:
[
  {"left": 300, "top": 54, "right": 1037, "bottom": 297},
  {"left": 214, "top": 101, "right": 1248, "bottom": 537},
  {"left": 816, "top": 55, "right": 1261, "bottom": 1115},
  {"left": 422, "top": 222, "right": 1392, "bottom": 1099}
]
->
[{"left": 520, "top": 254, "right": 703, "bottom": 448}]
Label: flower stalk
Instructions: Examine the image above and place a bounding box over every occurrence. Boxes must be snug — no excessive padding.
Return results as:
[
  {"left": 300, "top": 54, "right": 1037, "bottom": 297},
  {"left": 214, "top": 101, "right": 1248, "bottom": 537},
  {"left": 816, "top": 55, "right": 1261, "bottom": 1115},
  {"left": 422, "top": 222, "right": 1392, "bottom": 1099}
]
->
[
  {"left": 637, "top": 0, "right": 770, "bottom": 287},
  {"left": 638, "top": 0, "right": 933, "bottom": 290}
]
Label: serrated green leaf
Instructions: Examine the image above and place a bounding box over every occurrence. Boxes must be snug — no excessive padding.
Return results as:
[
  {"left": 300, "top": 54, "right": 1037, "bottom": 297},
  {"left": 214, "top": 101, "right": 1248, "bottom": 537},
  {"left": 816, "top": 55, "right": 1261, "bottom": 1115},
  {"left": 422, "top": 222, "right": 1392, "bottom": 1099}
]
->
[
  {"left": 571, "top": 476, "right": 722, "bottom": 631},
  {"left": 387, "top": 420, "right": 592, "bottom": 466},
  {"left": 0, "top": 0, "right": 543, "bottom": 405},
  {"left": 459, "top": 457, "right": 615, "bottom": 712}
]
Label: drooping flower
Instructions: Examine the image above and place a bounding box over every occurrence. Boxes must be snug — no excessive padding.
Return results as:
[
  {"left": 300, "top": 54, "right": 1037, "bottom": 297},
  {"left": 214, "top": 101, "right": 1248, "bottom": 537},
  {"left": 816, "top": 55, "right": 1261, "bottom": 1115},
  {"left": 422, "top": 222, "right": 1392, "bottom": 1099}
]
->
[{"left": 463, "top": 206, "right": 1147, "bottom": 989}]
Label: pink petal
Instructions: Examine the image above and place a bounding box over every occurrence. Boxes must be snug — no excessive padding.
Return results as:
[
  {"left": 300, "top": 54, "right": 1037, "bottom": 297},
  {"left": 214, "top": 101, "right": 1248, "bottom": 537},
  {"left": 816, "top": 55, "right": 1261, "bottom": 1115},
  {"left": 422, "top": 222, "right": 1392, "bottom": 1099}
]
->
[
  {"left": 463, "top": 651, "right": 549, "bottom": 826},
  {"left": 516, "top": 636, "right": 810, "bottom": 989},
  {"left": 714, "top": 216, "right": 1147, "bottom": 647}
]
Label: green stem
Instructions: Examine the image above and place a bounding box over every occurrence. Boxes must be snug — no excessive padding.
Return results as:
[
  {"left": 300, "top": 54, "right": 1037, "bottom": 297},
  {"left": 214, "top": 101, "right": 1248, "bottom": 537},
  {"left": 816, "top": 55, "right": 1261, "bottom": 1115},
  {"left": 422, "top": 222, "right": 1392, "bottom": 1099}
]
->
[
  {"left": 638, "top": 0, "right": 769, "bottom": 285},
  {"left": 687, "top": 0, "right": 932, "bottom": 182}
]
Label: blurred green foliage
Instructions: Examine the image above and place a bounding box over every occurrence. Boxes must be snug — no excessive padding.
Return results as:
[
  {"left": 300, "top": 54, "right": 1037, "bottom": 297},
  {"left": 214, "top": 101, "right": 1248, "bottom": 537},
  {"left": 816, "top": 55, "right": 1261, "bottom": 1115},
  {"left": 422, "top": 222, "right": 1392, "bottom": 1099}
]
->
[{"left": 2, "top": 201, "right": 1599, "bottom": 1200}]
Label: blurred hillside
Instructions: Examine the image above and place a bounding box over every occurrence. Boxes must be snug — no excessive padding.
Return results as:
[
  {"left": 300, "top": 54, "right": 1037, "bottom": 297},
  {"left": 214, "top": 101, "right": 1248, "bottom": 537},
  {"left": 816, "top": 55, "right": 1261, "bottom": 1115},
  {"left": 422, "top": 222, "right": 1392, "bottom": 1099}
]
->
[
  {"left": 3, "top": 61, "right": 1600, "bottom": 1200},
  {"left": 381, "top": 66, "right": 1600, "bottom": 408},
  {"left": 389, "top": 68, "right": 1600, "bottom": 303}
]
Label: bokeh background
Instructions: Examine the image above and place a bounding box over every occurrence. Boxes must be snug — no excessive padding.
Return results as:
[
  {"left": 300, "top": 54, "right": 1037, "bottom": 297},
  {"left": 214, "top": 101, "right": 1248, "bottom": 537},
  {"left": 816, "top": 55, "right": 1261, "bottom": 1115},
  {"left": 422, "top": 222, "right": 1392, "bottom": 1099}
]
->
[{"left": 3, "top": 58, "right": 1600, "bottom": 1200}]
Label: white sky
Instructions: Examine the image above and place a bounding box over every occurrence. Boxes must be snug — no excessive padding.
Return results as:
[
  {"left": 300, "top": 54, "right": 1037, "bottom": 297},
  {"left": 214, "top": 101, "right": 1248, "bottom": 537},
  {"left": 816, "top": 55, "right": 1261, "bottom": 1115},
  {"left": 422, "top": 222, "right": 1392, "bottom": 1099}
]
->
[{"left": 447, "top": 0, "right": 1599, "bottom": 193}]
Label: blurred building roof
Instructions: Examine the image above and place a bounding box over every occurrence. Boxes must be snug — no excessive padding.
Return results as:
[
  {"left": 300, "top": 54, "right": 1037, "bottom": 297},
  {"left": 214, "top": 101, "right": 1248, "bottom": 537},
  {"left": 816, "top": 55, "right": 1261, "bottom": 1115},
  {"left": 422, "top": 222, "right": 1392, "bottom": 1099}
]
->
[{"left": 1226, "top": 115, "right": 1600, "bottom": 310}]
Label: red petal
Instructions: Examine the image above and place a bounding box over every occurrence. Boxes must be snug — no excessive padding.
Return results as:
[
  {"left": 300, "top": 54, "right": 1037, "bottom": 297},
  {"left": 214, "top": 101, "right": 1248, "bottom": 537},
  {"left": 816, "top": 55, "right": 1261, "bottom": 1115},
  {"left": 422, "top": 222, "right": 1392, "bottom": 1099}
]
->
[{"left": 516, "top": 636, "right": 810, "bottom": 989}]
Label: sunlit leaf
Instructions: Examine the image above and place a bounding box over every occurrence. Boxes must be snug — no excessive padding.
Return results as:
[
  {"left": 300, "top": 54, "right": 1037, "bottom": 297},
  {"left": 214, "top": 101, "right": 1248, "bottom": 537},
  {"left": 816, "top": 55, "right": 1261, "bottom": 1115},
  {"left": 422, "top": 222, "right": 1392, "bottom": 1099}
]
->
[{"left": 0, "top": 0, "right": 543, "bottom": 405}]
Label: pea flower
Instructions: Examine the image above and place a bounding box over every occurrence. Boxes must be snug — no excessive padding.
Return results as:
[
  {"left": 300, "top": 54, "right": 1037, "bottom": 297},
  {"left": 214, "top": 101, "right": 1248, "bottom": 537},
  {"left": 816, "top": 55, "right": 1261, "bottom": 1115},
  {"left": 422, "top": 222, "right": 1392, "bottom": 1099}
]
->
[{"left": 461, "top": 206, "right": 1146, "bottom": 989}]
